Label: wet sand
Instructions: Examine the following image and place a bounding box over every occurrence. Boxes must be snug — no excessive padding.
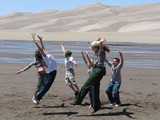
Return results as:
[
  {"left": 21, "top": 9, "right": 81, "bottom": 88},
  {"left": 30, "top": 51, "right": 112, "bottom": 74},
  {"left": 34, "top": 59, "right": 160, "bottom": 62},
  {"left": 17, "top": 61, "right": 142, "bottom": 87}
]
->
[{"left": 0, "top": 61, "right": 159, "bottom": 120}]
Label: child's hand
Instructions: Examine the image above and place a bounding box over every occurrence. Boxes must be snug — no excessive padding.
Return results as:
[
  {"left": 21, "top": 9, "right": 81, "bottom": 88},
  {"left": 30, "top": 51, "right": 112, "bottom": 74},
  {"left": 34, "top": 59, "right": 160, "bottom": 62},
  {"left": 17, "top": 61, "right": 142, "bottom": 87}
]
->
[
  {"left": 74, "top": 63, "right": 78, "bottom": 66},
  {"left": 59, "top": 41, "right": 62, "bottom": 45},
  {"left": 101, "top": 38, "right": 107, "bottom": 43},
  {"left": 81, "top": 49, "right": 84, "bottom": 54},
  {"left": 31, "top": 33, "right": 36, "bottom": 38},
  {"left": 119, "top": 51, "right": 122, "bottom": 56},
  {"left": 85, "top": 51, "right": 89, "bottom": 55},
  {"left": 16, "top": 71, "right": 22, "bottom": 74}
]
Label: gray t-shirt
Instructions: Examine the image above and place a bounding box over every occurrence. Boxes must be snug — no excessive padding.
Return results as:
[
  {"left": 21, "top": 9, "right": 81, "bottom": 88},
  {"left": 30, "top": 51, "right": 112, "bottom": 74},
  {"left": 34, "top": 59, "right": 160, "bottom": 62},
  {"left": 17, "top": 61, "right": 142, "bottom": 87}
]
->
[
  {"left": 93, "top": 50, "right": 106, "bottom": 68},
  {"left": 108, "top": 62, "right": 122, "bottom": 83}
]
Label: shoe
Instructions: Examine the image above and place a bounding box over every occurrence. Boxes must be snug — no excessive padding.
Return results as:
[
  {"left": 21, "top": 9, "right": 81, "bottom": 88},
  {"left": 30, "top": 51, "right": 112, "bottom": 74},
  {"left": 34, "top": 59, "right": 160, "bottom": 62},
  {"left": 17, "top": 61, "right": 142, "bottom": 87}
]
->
[
  {"left": 70, "top": 101, "right": 77, "bottom": 105},
  {"left": 33, "top": 99, "right": 39, "bottom": 105},
  {"left": 32, "top": 97, "right": 35, "bottom": 101},
  {"left": 40, "top": 99, "right": 43, "bottom": 102},
  {"left": 110, "top": 103, "right": 114, "bottom": 106},
  {"left": 115, "top": 104, "right": 121, "bottom": 107},
  {"left": 92, "top": 108, "right": 100, "bottom": 113}
]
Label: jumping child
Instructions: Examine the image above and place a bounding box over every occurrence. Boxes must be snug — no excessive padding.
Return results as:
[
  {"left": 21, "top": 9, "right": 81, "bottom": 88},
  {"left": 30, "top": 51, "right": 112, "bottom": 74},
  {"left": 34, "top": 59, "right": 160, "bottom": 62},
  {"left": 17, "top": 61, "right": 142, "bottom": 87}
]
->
[
  {"left": 59, "top": 41, "right": 80, "bottom": 97},
  {"left": 16, "top": 34, "right": 47, "bottom": 102},
  {"left": 32, "top": 35, "right": 58, "bottom": 105},
  {"left": 105, "top": 51, "right": 124, "bottom": 106}
]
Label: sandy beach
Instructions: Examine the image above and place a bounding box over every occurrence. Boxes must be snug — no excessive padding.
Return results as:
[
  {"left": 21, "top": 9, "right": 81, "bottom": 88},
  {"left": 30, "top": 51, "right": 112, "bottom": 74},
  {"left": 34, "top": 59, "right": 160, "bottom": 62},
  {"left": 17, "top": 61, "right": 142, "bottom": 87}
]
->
[{"left": 0, "top": 60, "right": 159, "bottom": 120}]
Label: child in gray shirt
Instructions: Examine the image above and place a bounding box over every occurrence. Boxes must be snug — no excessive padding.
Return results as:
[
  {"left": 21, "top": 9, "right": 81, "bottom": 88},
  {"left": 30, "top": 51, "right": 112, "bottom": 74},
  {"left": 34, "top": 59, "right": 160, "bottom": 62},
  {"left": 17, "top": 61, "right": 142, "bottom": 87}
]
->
[{"left": 105, "top": 52, "right": 124, "bottom": 106}]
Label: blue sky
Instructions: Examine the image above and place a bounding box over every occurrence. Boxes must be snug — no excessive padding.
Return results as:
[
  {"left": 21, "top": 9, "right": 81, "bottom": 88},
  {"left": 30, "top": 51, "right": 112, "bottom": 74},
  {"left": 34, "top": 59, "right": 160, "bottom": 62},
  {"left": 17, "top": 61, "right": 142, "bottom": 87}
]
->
[{"left": 0, "top": 0, "right": 160, "bottom": 16}]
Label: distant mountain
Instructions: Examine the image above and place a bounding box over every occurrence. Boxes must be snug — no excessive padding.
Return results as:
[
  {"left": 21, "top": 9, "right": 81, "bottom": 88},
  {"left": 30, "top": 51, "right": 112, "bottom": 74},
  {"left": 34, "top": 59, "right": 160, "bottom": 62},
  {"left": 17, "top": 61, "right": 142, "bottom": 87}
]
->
[{"left": 0, "top": 2, "right": 160, "bottom": 32}]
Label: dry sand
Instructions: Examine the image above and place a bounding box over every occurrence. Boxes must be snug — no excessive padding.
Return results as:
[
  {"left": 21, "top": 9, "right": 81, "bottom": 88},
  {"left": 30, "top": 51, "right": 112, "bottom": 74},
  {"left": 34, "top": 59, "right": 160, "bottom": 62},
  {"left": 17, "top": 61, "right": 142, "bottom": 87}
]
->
[{"left": 0, "top": 61, "right": 159, "bottom": 120}]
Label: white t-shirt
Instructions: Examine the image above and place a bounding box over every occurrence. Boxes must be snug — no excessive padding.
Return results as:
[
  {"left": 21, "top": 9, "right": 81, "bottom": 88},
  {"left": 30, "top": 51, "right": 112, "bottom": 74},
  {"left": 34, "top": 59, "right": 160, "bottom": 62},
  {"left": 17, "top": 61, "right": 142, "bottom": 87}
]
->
[
  {"left": 65, "top": 56, "right": 74, "bottom": 70},
  {"left": 42, "top": 54, "right": 59, "bottom": 73}
]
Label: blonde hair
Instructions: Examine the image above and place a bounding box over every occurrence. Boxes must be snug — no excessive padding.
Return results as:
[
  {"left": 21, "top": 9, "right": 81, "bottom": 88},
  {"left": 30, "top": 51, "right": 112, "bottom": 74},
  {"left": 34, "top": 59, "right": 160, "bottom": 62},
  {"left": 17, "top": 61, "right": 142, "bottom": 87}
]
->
[
  {"left": 91, "top": 41, "right": 110, "bottom": 52},
  {"left": 90, "top": 59, "right": 94, "bottom": 65}
]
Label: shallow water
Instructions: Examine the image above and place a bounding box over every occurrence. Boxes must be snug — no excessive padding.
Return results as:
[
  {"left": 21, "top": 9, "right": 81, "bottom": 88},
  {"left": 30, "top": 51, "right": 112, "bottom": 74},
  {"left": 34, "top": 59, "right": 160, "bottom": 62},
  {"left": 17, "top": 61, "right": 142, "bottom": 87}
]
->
[{"left": 0, "top": 40, "right": 160, "bottom": 69}]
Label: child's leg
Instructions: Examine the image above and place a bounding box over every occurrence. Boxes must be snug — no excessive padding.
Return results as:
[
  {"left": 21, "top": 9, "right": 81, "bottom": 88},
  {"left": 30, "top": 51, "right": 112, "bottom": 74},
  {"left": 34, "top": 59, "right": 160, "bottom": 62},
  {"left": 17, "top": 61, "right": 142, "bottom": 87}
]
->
[
  {"left": 105, "top": 81, "right": 115, "bottom": 104},
  {"left": 112, "top": 83, "right": 121, "bottom": 105},
  {"left": 34, "top": 73, "right": 45, "bottom": 99},
  {"left": 74, "top": 84, "right": 80, "bottom": 93},
  {"left": 34, "top": 90, "right": 38, "bottom": 97},
  {"left": 69, "top": 84, "right": 76, "bottom": 92}
]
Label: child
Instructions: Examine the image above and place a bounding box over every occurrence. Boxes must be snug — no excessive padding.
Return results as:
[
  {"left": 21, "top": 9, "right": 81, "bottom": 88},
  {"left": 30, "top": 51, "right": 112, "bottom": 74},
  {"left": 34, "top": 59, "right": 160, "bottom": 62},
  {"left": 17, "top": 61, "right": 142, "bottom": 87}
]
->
[
  {"left": 105, "top": 52, "right": 124, "bottom": 106},
  {"left": 32, "top": 35, "right": 58, "bottom": 105},
  {"left": 16, "top": 34, "right": 47, "bottom": 101},
  {"left": 16, "top": 49, "right": 46, "bottom": 101},
  {"left": 81, "top": 49, "right": 94, "bottom": 109},
  {"left": 59, "top": 41, "right": 80, "bottom": 96}
]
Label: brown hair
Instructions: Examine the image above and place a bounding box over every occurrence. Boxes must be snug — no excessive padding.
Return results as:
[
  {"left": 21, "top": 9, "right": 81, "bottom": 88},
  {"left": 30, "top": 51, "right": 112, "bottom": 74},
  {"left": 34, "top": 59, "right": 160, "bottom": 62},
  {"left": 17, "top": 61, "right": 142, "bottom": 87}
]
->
[
  {"left": 103, "top": 45, "right": 110, "bottom": 52},
  {"left": 35, "top": 50, "right": 42, "bottom": 61},
  {"left": 114, "top": 58, "right": 120, "bottom": 63}
]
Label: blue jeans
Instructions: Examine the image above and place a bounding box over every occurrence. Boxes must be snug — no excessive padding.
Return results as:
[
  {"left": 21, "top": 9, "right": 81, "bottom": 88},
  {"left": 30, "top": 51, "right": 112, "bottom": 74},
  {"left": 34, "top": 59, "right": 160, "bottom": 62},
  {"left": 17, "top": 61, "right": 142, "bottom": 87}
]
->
[
  {"left": 105, "top": 81, "right": 121, "bottom": 104},
  {"left": 36, "top": 70, "right": 57, "bottom": 101}
]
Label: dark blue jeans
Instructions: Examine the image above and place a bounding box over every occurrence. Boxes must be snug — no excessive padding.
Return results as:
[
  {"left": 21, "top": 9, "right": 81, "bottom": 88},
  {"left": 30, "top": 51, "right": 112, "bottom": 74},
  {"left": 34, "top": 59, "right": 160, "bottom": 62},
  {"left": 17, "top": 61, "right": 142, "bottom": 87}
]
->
[
  {"left": 36, "top": 70, "right": 57, "bottom": 101},
  {"left": 105, "top": 81, "right": 121, "bottom": 104}
]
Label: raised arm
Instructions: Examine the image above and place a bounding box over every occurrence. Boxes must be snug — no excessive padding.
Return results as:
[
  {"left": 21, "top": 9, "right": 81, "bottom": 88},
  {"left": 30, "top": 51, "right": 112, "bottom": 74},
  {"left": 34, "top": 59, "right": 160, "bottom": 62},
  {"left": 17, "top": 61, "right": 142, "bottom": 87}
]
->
[
  {"left": 32, "top": 34, "right": 45, "bottom": 56},
  {"left": 81, "top": 50, "right": 88, "bottom": 65},
  {"left": 97, "top": 37, "right": 101, "bottom": 41},
  {"left": 119, "top": 51, "right": 124, "bottom": 67},
  {"left": 99, "top": 38, "right": 106, "bottom": 52},
  {"left": 37, "top": 35, "right": 45, "bottom": 51},
  {"left": 59, "top": 41, "right": 65, "bottom": 53},
  {"left": 85, "top": 51, "right": 93, "bottom": 67}
]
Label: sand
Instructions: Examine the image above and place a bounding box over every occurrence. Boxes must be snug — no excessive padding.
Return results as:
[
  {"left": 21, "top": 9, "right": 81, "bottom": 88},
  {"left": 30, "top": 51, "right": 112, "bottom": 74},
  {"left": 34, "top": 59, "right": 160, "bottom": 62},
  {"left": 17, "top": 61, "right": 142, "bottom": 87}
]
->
[{"left": 0, "top": 61, "right": 159, "bottom": 120}]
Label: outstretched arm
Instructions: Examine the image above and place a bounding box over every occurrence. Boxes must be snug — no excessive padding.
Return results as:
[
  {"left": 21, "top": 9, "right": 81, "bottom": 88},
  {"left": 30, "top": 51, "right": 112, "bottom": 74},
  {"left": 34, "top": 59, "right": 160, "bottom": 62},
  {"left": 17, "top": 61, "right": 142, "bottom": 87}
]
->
[
  {"left": 119, "top": 51, "right": 124, "bottom": 67},
  {"left": 72, "top": 60, "right": 77, "bottom": 66},
  {"left": 32, "top": 34, "right": 45, "bottom": 56},
  {"left": 105, "top": 58, "right": 109, "bottom": 64},
  {"left": 105, "top": 58, "right": 112, "bottom": 67},
  {"left": 81, "top": 50, "right": 88, "bottom": 65},
  {"left": 85, "top": 51, "right": 93, "bottom": 67},
  {"left": 59, "top": 41, "right": 65, "bottom": 53},
  {"left": 37, "top": 35, "right": 45, "bottom": 51},
  {"left": 99, "top": 38, "right": 107, "bottom": 52},
  {"left": 16, "top": 61, "right": 36, "bottom": 74}
]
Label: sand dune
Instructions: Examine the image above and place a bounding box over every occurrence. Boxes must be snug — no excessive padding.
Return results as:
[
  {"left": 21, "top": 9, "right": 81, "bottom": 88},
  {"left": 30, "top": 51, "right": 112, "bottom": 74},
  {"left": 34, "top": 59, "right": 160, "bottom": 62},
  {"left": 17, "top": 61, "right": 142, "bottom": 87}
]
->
[{"left": 0, "top": 2, "right": 160, "bottom": 32}]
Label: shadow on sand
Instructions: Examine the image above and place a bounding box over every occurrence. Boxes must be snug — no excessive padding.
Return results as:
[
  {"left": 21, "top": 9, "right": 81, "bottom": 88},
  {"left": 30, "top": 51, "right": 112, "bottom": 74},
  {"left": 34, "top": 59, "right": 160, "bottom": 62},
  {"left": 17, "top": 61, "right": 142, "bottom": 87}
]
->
[
  {"left": 34, "top": 103, "right": 67, "bottom": 108},
  {"left": 42, "top": 112, "right": 78, "bottom": 116},
  {"left": 76, "top": 108, "right": 135, "bottom": 119}
]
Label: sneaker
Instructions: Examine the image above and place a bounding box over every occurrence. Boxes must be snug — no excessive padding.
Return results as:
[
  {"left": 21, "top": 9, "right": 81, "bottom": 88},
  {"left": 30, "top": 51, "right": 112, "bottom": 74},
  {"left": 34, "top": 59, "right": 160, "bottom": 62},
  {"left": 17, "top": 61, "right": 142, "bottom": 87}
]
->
[
  {"left": 33, "top": 99, "right": 39, "bottom": 105},
  {"left": 110, "top": 103, "right": 114, "bottom": 106},
  {"left": 115, "top": 104, "right": 121, "bottom": 107},
  {"left": 32, "top": 97, "right": 36, "bottom": 101}
]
